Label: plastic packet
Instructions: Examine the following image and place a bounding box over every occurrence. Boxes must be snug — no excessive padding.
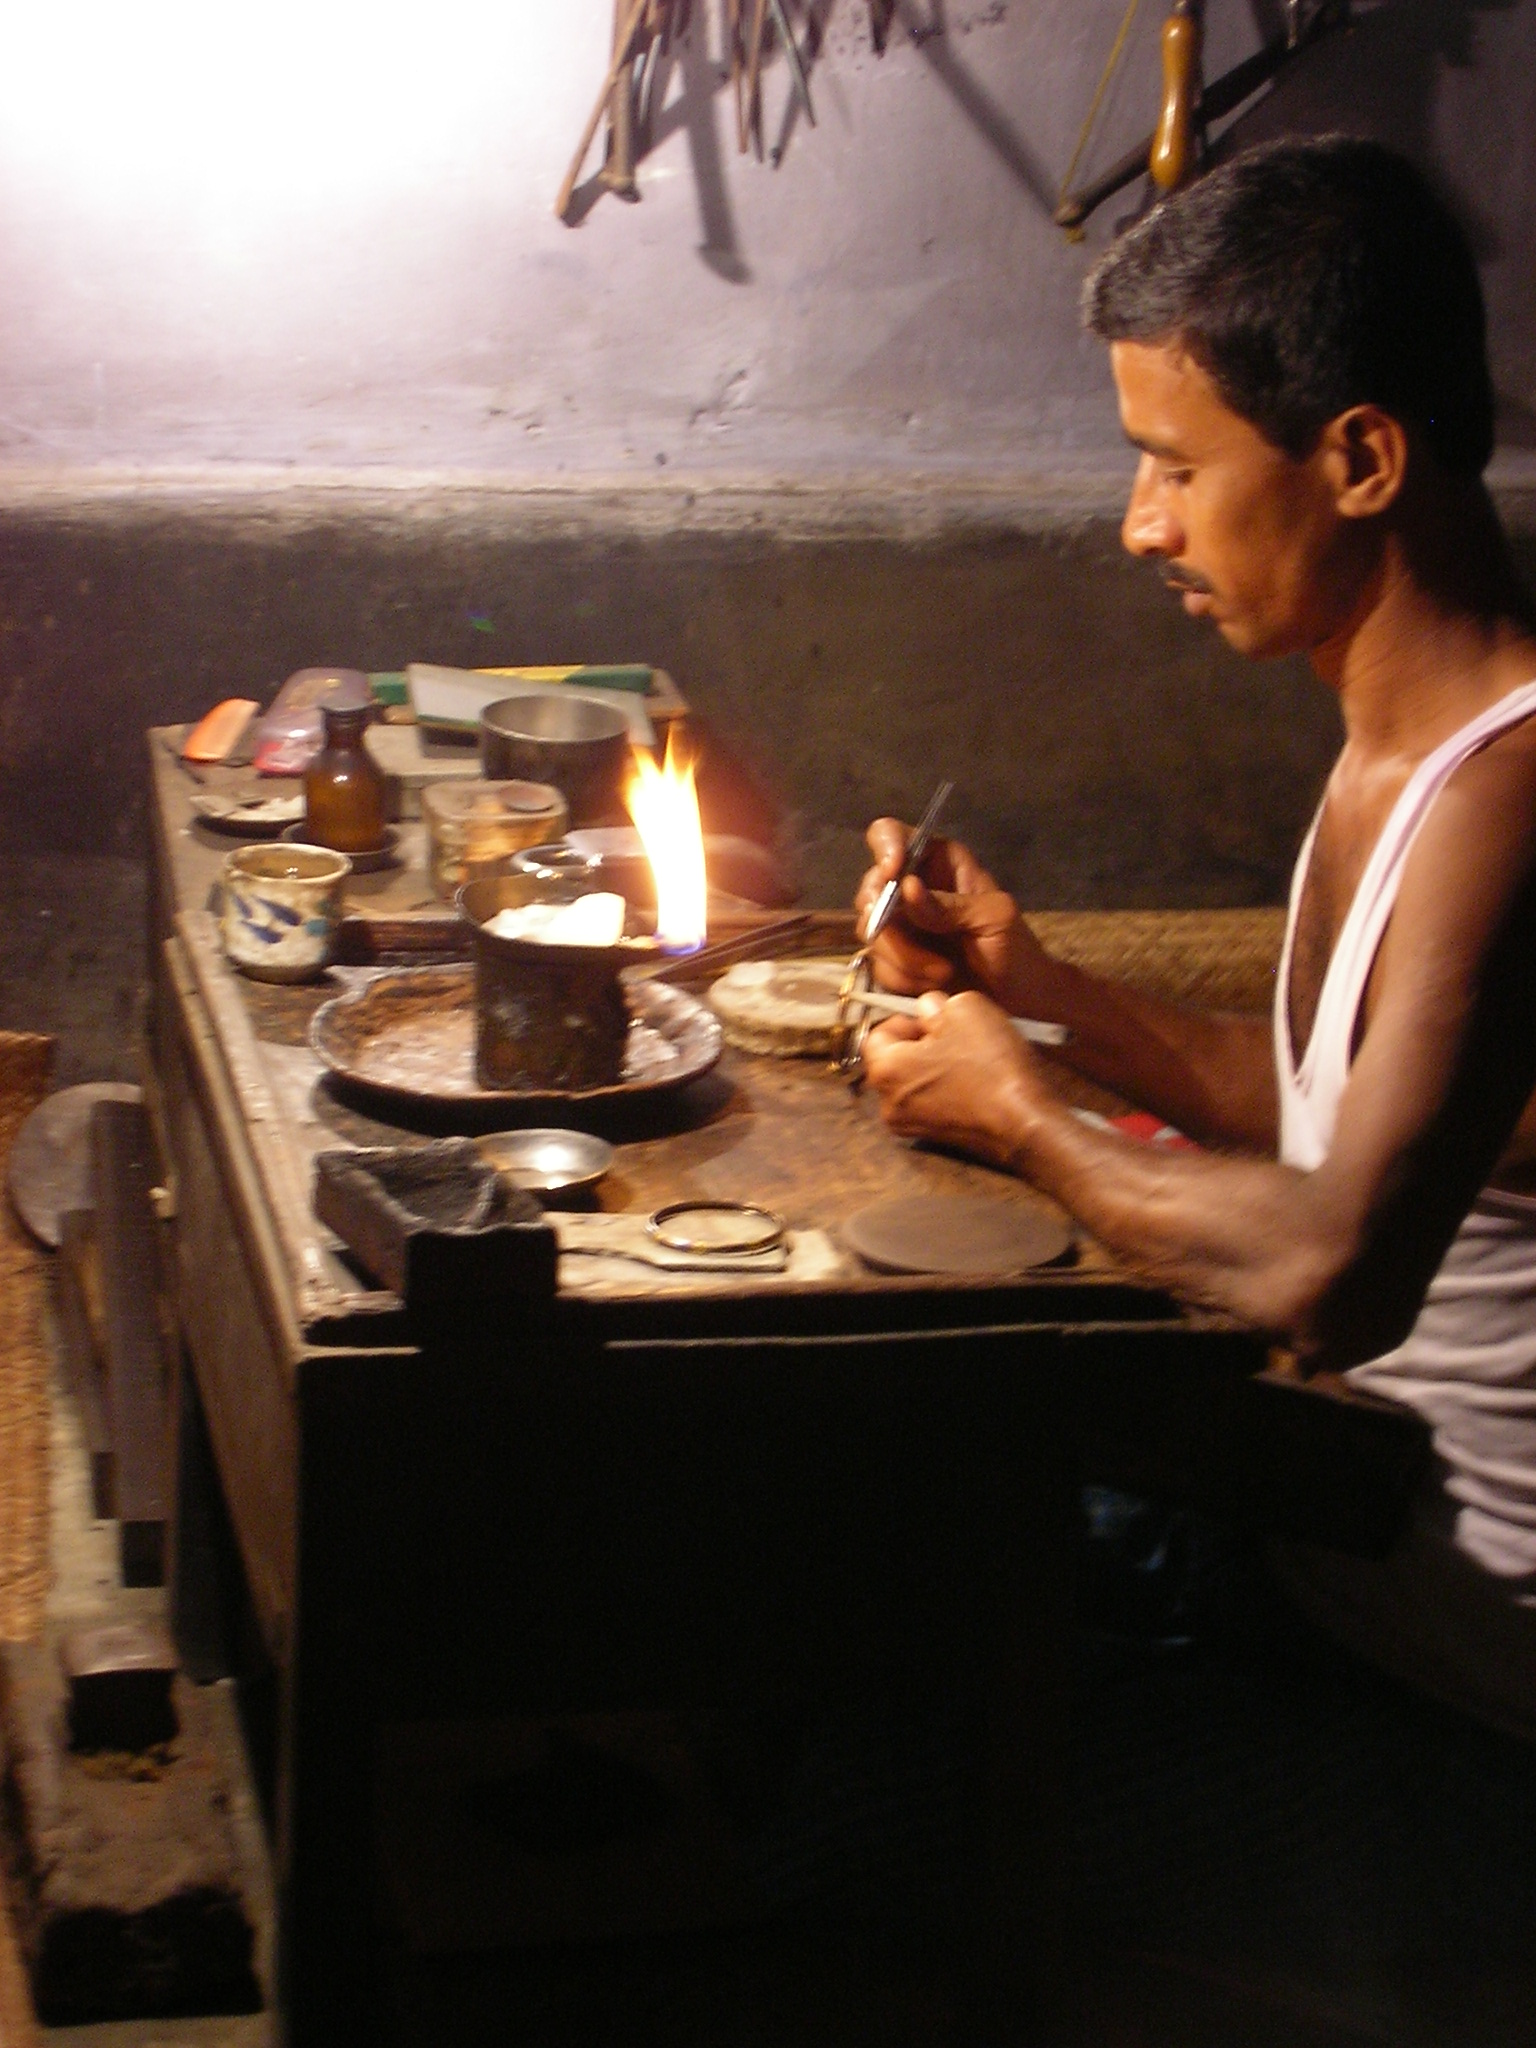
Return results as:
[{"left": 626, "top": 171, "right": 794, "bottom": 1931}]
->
[{"left": 251, "top": 668, "right": 371, "bottom": 777}]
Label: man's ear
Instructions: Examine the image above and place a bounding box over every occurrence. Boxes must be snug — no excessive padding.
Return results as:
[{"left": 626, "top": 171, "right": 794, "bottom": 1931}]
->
[{"left": 1321, "top": 405, "right": 1410, "bottom": 518}]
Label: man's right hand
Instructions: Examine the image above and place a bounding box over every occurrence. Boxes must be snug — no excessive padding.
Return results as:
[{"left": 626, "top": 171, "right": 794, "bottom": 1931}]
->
[{"left": 854, "top": 817, "right": 1056, "bottom": 1013}]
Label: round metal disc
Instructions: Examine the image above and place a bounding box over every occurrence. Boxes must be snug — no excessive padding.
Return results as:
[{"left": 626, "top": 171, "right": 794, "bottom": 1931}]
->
[
  {"left": 841, "top": 1195, "right": 1072, "bottom": 1277},
  {"left": 6, "top": 1084, "right": 143, "bottom": 1247},
  {"left": 647, "top": 1201, "right": 786, "bottom": 1255}
]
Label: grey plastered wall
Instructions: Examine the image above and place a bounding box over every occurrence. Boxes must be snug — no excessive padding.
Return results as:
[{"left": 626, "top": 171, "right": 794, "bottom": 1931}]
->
[
  {"left": 3, "top": 475, "right": 1532, "bottom": 1087},
  {"left": 1, "top": 0, "right": 1531, "bottom": 472},
  {"left": 0, "top": 477, "right": 1345, "bottom": 902}
]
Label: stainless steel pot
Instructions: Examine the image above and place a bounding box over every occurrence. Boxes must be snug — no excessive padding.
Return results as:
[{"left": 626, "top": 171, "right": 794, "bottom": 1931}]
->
[{"left": 479, "top": 694, "right": 631, "bottom": 828}]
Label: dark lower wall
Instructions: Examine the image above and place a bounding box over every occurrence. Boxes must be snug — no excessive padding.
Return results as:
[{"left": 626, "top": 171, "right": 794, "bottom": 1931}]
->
[
  {"left": 0, "top": 483, "right": 1359, "bottom": 905},
  {"left": 1, "top": 481, "right": 1531, "bottom": 1081}
]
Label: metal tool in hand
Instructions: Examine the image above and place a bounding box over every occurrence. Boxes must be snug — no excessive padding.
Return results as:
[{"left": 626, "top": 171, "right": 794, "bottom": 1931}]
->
[
  {"left": 844, "top": 985, "right": 1069, "bottom": 1047},
  {"left": 834, "top": 779, "right": 952, "bottom": 1077},
  {"left": 833, "top": 980, "right": 1069, "bottom": 1081},
  {"left": 860, "top": 778, "right": 954, "bottom": 956},
  {"left": 832, "top": 779, "right": 1070, "bottom": 1078}
]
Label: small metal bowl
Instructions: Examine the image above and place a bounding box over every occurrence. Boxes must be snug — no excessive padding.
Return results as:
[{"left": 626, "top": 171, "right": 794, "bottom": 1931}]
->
[
  {"left": 507, "top": 843, "right": 605, "bottom": 897},
  {"left": 475, "top": 1128, "right": 615, "bottom": 1197}
]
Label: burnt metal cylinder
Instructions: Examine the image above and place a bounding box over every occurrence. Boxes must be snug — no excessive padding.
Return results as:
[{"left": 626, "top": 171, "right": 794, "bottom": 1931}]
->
[{"left": 459, "top": 872, "right": 632, "bottom": 1092}]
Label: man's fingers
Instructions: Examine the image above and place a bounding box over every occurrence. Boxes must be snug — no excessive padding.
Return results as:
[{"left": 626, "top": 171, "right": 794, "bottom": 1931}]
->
[
  {"left": 865, "top": 816, "right": 910, "bottom": 876},
  {"left": 860, "top": 1015, "right": 923, "bottom": 1082},
  {"left": 868, "top": 922, "right": 955, "bottom": 994},
  {"left": 870, "top": 1015, "right": 926, "bottom": 1045},
  {"left": 891, "top": 873, "right": 957, "bottom": 932},
  {"left": 903, "top": 882, "right": 1016, "bottom": 941}
]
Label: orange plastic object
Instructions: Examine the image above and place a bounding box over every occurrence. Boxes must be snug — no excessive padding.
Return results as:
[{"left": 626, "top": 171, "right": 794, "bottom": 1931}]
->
[
  {"left": 1150, "top": 1, "right": 1202, "bottom": 193},
  {"left": 182, "top": 698, "right": 259, "bottom": 764}
]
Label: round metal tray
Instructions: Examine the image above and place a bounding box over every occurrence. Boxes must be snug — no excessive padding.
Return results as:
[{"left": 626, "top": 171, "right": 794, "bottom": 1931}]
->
[{"left": 309, "top": 965, "right": 721, "bottom": 1117}]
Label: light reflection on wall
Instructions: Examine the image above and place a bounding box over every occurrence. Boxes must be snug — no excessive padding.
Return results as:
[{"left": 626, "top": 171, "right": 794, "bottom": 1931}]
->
[{"left": 0, "top": 1, "right": 574, "bottom": 247}]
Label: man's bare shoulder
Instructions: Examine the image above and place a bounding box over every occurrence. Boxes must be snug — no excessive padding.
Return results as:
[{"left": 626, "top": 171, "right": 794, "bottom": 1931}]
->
[
  {"left": 1390, "top": 689, "right": 1536, "bottom": 957},
  {"left": 1439, "top": 684, "right": 1536, "bottom": 808}
]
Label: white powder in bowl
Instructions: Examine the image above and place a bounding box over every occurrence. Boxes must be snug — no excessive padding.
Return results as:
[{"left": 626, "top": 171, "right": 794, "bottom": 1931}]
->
[{"left": 484, "top": 893, "right": 627, "bottom": 948}]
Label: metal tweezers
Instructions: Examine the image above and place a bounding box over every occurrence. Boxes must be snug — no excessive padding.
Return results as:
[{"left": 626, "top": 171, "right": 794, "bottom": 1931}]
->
[{"left": 833, "top": 780, "right": 952, "bottom": 1076}]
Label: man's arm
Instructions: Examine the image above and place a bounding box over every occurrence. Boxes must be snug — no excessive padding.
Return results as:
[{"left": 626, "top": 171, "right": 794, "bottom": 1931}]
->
[
  {"left": 861, "top": 745, "right": 1536, "bottom": 1371},
  {"left": 856, "top": 817, "right": 1278, "bottom": 1150}
]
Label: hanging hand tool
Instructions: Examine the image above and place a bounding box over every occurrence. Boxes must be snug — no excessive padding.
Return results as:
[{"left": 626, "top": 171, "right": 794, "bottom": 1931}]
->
[
  {"left": 728, "top": 0, "right": 745, "bottom": 151},
  {"left": 600, "top": 0, "right": 641, "bottom": 199},
  {"left": 557, "top": 0, "right": 651, "bottom": 219},
  {"left": 1149, "top": 0, "right": 1203, "bottom": 192},
  {"left": 744, "top": 0, "right": 771, "bottom": 156},
  {"left": 636, "top": 0, "right": 669, "bottom": 146},
  {"left": 1054, "top": 0, "right": 1350, "bottom": 233},
  {"left": 767, "top": 0, "right": 816, "bottom": 129}
]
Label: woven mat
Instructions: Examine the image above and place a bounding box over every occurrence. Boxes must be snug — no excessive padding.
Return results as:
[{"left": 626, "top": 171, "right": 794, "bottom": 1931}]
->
[
  {"left": 0, "top": 1033, "right": 55, "bottom": 1644},
  {"left": 1031, "top": 908, "right": 1286, "bottom": 1017}
]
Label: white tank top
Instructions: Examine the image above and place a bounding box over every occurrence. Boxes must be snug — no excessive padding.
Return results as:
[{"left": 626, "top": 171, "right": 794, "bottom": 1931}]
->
[{"left": 1275, "top": 679, "right": 1536, "bottom": 1583}]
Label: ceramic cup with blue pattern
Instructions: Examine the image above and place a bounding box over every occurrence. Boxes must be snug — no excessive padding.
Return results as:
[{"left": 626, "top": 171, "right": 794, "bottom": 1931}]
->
[{"left": 221, "top": 843, "right": 352, "bottom": 983}]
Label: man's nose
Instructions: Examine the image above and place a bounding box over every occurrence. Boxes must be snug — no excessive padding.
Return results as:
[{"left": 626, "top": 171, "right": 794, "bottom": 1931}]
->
[{"left": 1121, "top": 457, "right": 1178, "bottom": 558}]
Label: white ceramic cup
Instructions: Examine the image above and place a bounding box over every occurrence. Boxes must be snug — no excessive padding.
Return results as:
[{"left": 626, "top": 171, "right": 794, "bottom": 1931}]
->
[{"left": 221, "top": 843, "right": 352, "bottom": 983}]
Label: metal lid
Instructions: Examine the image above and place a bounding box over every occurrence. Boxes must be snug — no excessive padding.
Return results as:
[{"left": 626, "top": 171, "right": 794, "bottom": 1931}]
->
[{"left": 422, "top": 778, "right": 566, "bottom": 825}]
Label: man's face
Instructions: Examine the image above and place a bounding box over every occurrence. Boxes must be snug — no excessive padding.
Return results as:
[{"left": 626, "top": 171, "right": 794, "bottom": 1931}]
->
[{"left": 1110, "top": 339, "right": 1357, "bottom": 662}]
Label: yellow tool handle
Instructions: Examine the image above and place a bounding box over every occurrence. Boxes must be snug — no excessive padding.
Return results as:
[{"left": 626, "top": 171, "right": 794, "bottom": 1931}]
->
[{"left": 1149, "top": 1, "right": 1202, "bottom": 193}]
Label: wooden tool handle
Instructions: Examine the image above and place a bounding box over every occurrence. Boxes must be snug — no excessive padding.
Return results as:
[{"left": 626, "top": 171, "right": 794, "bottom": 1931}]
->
[
  {"left": 744, "top": 0, "right": 770, "bottom": 156},
  {"left": 556, "top": 0, "right": 650, "bottom": 219},
  {"left": 600, "top": 0, "right": 639, "bottom": 198},
  {"left": 1149, "top": 0, "right": 1202, "bottom": 193}
]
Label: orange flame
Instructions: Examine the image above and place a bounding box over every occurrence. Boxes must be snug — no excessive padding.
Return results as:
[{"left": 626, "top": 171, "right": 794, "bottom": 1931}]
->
[{"left": 624, "top": 730, "right": 707, "bottom": 950}]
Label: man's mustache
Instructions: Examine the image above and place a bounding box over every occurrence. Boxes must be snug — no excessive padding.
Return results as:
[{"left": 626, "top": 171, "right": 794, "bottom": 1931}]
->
[{"left": 1161, "top": 567, "right": 1215, "bottom": 597}]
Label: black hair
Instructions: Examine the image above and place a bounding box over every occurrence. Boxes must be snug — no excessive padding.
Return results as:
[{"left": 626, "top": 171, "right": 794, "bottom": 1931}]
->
[{"left": 1083, "top": 136, "right": 1494, "bottom": 476}]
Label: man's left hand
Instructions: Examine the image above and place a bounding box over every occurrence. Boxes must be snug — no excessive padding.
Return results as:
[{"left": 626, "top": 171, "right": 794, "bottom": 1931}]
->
[{"left": 860, "top": 990, "right": 1044, "bottom": 1171}]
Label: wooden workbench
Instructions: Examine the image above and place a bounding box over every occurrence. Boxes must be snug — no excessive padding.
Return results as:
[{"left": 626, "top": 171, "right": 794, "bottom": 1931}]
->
[{"left": 146, "top": 730, "right": 1286, "bottom": 2046}]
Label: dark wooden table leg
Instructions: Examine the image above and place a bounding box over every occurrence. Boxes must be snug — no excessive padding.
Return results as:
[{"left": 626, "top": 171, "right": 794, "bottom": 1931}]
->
[
  {"left": 278, "top": 1670, "right": 380, "bottom": 2048},
  {"left": 967, "top": 1377, "right": 1078, "bottom": 2048},
  {"left": 169, "top": 1344, "right": 238, "bottom": 1685},
  {"left": 93, "top": 1095, "right": 171, "bottom": 1586},
  {"left": 276, "top": 1357, "right": 385, "bottom": 2048}
]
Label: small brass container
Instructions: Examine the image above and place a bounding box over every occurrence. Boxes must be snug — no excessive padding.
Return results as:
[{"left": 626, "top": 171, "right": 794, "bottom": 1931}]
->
[{"left": 421, "top": 779, "right": 568, "bottom": 901}]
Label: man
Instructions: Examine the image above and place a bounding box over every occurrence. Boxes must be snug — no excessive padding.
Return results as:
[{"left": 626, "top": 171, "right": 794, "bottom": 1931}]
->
[{"left": 856, "top": 137, "right": 1536, "bottom": 1734}]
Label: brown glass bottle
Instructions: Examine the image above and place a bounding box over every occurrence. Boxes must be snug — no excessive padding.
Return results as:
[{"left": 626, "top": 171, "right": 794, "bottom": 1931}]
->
[{"left": 304, "top": 702, "right": 388, "bottom": 853}]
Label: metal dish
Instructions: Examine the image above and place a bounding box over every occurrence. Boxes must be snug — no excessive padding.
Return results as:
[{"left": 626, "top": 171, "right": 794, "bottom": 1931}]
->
[
  {"left": 190, "top": 789, "right": 305, "bottom": 835},
  {"left": 476, "top": 1128, "right": 615, "bottom": 1196},
  {"left": 308, "top": 964, "right": 721, "bottom": 1119},
  {"left": 281, "top": 821, "right": 401, "bottom": 873}
]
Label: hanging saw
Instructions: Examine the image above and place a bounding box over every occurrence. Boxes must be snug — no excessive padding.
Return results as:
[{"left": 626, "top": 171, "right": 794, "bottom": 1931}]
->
[{"left": 1056, "top": 0, "right": 1350, "bottom": 233}]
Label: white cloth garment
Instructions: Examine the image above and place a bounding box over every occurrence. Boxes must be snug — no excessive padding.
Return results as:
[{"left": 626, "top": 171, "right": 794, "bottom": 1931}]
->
[{"left": 1274, "top": 678, "right": 1536, "bottom": 1588}]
